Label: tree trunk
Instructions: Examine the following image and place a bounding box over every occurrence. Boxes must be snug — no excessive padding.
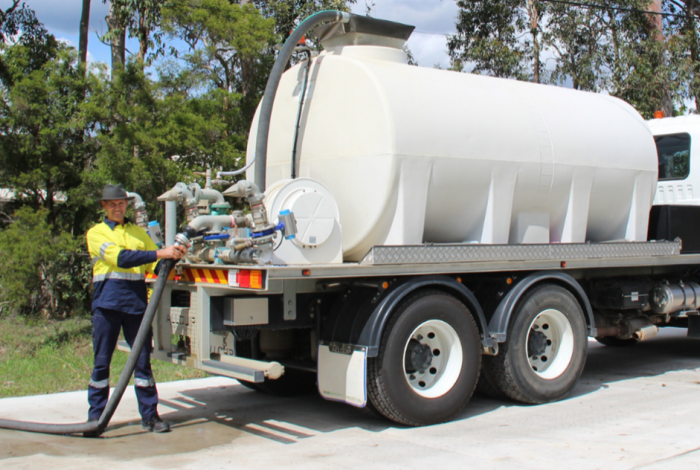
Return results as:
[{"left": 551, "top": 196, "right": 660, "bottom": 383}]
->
[
  {"left": 107, "top": 3, "right": 126, "bottom": 79},
  {"left": 649, "top": 0, "right": 674, "bottom": 117},
  {"left": 527, "top": 0, "right": 540, "bottom": 83},
  {"left": 137, "top": 10, "right": 148, "bottom": 62},
  {"left": 78, "top": 0, "right": 91, "bottom": 67},
  {"left": 687, "top": 0, "right": 700, "bottom": 112}
]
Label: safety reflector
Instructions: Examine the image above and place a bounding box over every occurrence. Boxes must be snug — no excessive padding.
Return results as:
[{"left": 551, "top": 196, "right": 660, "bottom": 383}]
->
[
  {"left": 229, "top": 269, "right": 265, "bottom": 290},
  {"left": 182, "top": 269, "right": 228, "bottom": 284},
  {"left": 145, "top": 270, "right": 177, "bottom": 281}
]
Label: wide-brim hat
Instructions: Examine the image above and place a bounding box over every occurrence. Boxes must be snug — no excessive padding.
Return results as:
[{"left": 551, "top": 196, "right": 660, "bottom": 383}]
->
[{"left": 101, "top": 184, "right": 134, "bottom": 201}]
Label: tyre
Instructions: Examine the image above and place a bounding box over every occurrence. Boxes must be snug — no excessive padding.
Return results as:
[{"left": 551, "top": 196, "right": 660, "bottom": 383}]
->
[
  {"left": 595, "top": 336, "right": 638, "bottom": 347},
  {"left": 483, "top": 284, "right": 587, "bottom": 404},
  {"left": 475, "top": 368, "right": 507, "bottom": 400},
  {"left": 238, "top": 369, "right": 317, "bottom": 397},
  {"left": 367, "top": 290, "right": 481, "bottom": 426}
]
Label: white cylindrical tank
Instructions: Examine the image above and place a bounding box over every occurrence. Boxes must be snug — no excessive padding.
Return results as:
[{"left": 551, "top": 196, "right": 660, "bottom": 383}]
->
[{"left": 248, "top": 32, "right": 658, "bottom": 262}]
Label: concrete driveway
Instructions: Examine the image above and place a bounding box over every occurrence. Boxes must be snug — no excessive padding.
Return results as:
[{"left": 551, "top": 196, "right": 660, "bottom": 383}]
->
[{"left": 1, "top": 328, "right": 699, "bottom": 470}]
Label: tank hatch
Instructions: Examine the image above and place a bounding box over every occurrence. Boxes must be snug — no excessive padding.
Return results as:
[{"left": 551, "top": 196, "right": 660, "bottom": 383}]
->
[{"left": 315, "top": 13, "right": 415, "bottom": 50}]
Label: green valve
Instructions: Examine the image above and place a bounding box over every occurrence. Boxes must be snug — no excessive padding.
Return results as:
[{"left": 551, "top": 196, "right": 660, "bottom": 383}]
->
[{"left": 211, "top": 202, "right": 231, "bottom": 216}]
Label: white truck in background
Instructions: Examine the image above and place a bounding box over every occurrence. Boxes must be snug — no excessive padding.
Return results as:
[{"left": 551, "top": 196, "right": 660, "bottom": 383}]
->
[{"left": 127, "top": 14, "right": 700, "bottom": 427}]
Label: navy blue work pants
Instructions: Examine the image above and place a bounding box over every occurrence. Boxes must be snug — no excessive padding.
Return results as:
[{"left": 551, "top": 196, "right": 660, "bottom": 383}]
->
[{"left": 88, "top": 308, "right": 159, "bottom": 421}]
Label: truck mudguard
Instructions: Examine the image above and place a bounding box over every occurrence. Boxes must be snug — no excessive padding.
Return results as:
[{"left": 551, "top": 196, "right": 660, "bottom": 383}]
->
[
  {"left": 488, "top": 271, "right": 597, "bottom": 343},
  {"left": 352, "top": 276, "right": 493, "bottom": 357}
]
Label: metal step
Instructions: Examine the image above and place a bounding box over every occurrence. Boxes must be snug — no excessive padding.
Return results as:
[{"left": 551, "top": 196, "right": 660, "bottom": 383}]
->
[{"left": 202, "top": 359, "right": 265, "bottom": 383}]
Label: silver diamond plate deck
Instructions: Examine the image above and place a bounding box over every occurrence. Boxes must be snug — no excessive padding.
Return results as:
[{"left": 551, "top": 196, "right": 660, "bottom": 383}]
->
[{"left": 359, "top": 241, "right": 682, "bottom": 266}]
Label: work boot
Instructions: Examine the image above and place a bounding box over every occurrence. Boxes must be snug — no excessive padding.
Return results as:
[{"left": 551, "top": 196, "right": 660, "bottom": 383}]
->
[
  {"left": 142, "top": 415, "right": 170, "bottom": 433},
  {"left": 83, "top": 417, "right": 102, "bottom": 438}
]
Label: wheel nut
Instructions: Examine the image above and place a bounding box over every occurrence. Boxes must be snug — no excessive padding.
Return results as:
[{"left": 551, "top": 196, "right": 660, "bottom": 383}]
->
[{"left": 409, "top": 374, "right": 416, "bottom": 380}]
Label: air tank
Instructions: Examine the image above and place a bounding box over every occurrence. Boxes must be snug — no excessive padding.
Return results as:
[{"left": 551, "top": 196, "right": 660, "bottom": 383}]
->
[{"left": 247, "top": 19, "right": 658, "bottom": 262}]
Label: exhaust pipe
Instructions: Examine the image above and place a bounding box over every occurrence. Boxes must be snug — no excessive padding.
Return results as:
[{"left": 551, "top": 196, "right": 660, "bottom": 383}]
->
[
  {"left": 634, "top": 325, "right": 658, "bottom": 341},
  {"left": 595, "top": 316, "right": 659, "bottom": 342}
]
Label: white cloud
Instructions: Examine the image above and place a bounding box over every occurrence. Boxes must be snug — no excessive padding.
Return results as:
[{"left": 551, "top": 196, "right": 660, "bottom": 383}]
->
[
  {"left": 407, "top": 33, "right": 451, "bottom": 68},
  {"left": 351, "top": 0, "right": 458, "bottom": 68}
]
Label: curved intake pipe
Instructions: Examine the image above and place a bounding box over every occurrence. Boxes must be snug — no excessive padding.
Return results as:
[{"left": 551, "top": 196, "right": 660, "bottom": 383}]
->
[
  {"left": 222, "top": 180, "right": 271, "bottom": 230},
  {"left": 188, "top": 215, "right": 235, "bottom": 234},
  {"left": 254, "top": 10, "right": 351, "bottom": 190},
  {"left": 200, "top": 188, "right": 225, "bottom": 205},
  {"left": 127, "top": 192, "right": 148, "bottom": 230},
  {"left": 0, "top": 237, "right": 186, "bottom": 436},
  {"left": 158, "top": 183, "right": 199, "bottom": 222},
  {"left": 189, "top": 183, "right": 225, "bottom": 205}
]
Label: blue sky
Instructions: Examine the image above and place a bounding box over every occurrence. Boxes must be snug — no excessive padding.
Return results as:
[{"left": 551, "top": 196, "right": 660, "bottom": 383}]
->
[
  {"left": 18, "top": 0, "right": 118, "bottom": 64},
  {"left": 13, "top": 0, "right": 458, "bottom": 68}
]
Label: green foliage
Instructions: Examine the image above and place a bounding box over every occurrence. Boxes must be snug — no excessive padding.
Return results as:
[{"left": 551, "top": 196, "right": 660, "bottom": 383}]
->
[
  {"left": 104, "top": 0, "right": 170, "bottom": 64},
  {"left": 161, "top": 0, "right": 276, "bottom": 122},
  {"left": 664, "top": 0, "right": 700, "bottom": 112},
  {"left": 0, "top": 207, "right": 91, "bottom": 317},
  {"left": 0, "top": 42, "right": 104, "bottom": 231},
  {"left": 543, "top": 0, "right": 688, "bottom": 118},
  {"left": 86, "top": 60, "right": 252, "bottom": 222},
  {"left": 449, "top": 0, "right": 696, "bottom": 117},
  {"left": 448, "top": 0, "right": 545, "bottom": 81},
  {"left": 0, "top": 315, "right": 207, "bottom": 397},
  {"left": 0, "top": 0, "right": 58, "bottom": 87}
]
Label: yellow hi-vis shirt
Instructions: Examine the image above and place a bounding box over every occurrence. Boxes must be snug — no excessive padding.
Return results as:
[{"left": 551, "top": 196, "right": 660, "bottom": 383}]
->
[{"left": 87, "top": 217, "right": 160, "bottom": 314}]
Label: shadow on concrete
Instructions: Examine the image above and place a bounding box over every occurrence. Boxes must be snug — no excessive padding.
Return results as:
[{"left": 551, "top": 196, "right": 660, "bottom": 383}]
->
[
  {"left": 569, "top": 327, "right": 700, "bottom": 398},
  {"left": 1, "top": 328, "right": 697, "bottom": 461},
  {"left": 458, "top": 326, "right": 700, "bottom": 421}
]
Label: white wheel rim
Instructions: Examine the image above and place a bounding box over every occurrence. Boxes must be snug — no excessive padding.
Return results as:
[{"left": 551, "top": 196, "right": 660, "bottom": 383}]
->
[
  {"left": 527, "top": 309, "right": 574, "bottom": 380},
  {"left": 402, "top": 320, "right": 463, "bottom": 398}
]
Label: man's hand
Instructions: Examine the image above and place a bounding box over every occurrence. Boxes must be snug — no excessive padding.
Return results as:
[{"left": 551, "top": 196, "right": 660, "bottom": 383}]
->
[{"left": 156, "top": 244, "right": 189, "bottom": 260}]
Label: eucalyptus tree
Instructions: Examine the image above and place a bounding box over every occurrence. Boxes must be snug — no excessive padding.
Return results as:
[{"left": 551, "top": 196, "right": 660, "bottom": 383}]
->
[
  {"left": 447, "top": 0, "right": 547, "bottom": 82},
  {"left": 665, "top": 0, "right": 700, "bottom": 111},
  {"left": 102, "top": 0, "right": 169, "bottom": 73},
  {"left": 79, "top": 0, "right": 91, "bottom": 67}
]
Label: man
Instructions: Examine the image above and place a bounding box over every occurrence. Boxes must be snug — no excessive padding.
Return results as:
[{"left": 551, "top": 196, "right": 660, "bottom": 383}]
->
[{"left": 86, "top": 184, "right": 187, "bottom": 436}]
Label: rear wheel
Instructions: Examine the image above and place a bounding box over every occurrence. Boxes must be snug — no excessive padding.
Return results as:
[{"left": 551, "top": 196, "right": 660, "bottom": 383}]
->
[
  {"left": 367, "top": 290, "right": 481, "bottom": 426},
  {"left": 475, "top": 368, "right": 507, "bottom": 399},
  {"left": 483, "top": 284, "right": 587, "bottom": 404}
]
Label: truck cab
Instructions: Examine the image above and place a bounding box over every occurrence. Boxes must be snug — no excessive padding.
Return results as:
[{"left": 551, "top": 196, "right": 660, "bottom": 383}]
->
[{"left": 648, "top": 115, "right": 700, "bottom": 206}]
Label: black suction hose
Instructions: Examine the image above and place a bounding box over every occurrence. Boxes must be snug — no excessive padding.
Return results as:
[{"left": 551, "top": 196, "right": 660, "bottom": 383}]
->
[
  {"left": 0, "top": 257, "right": 179, "bottom": 436},
  {"left": 291, "top": 50, "right": 312, "bottom": 180},
  {"left": 254, "top": 9, "right": 351, "bottom": 191}
]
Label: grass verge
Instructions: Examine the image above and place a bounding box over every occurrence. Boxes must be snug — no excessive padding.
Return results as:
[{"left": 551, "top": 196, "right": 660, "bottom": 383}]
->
[{"left": 0, "top": 315, "right": 206, "bottom": 398}]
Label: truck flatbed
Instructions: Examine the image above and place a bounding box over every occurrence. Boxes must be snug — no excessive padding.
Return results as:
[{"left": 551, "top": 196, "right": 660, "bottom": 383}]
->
[{"left": 174, "top": 240, "right": 691, "bottom": 284}]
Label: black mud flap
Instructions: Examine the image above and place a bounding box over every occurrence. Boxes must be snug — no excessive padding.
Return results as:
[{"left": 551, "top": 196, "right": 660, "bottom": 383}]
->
[
  {"left": 648, "top": 205, "right": 700, "bottom": 253},
  {"left": 688, "top": 315, "right": 700, "bottom": 339}
]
